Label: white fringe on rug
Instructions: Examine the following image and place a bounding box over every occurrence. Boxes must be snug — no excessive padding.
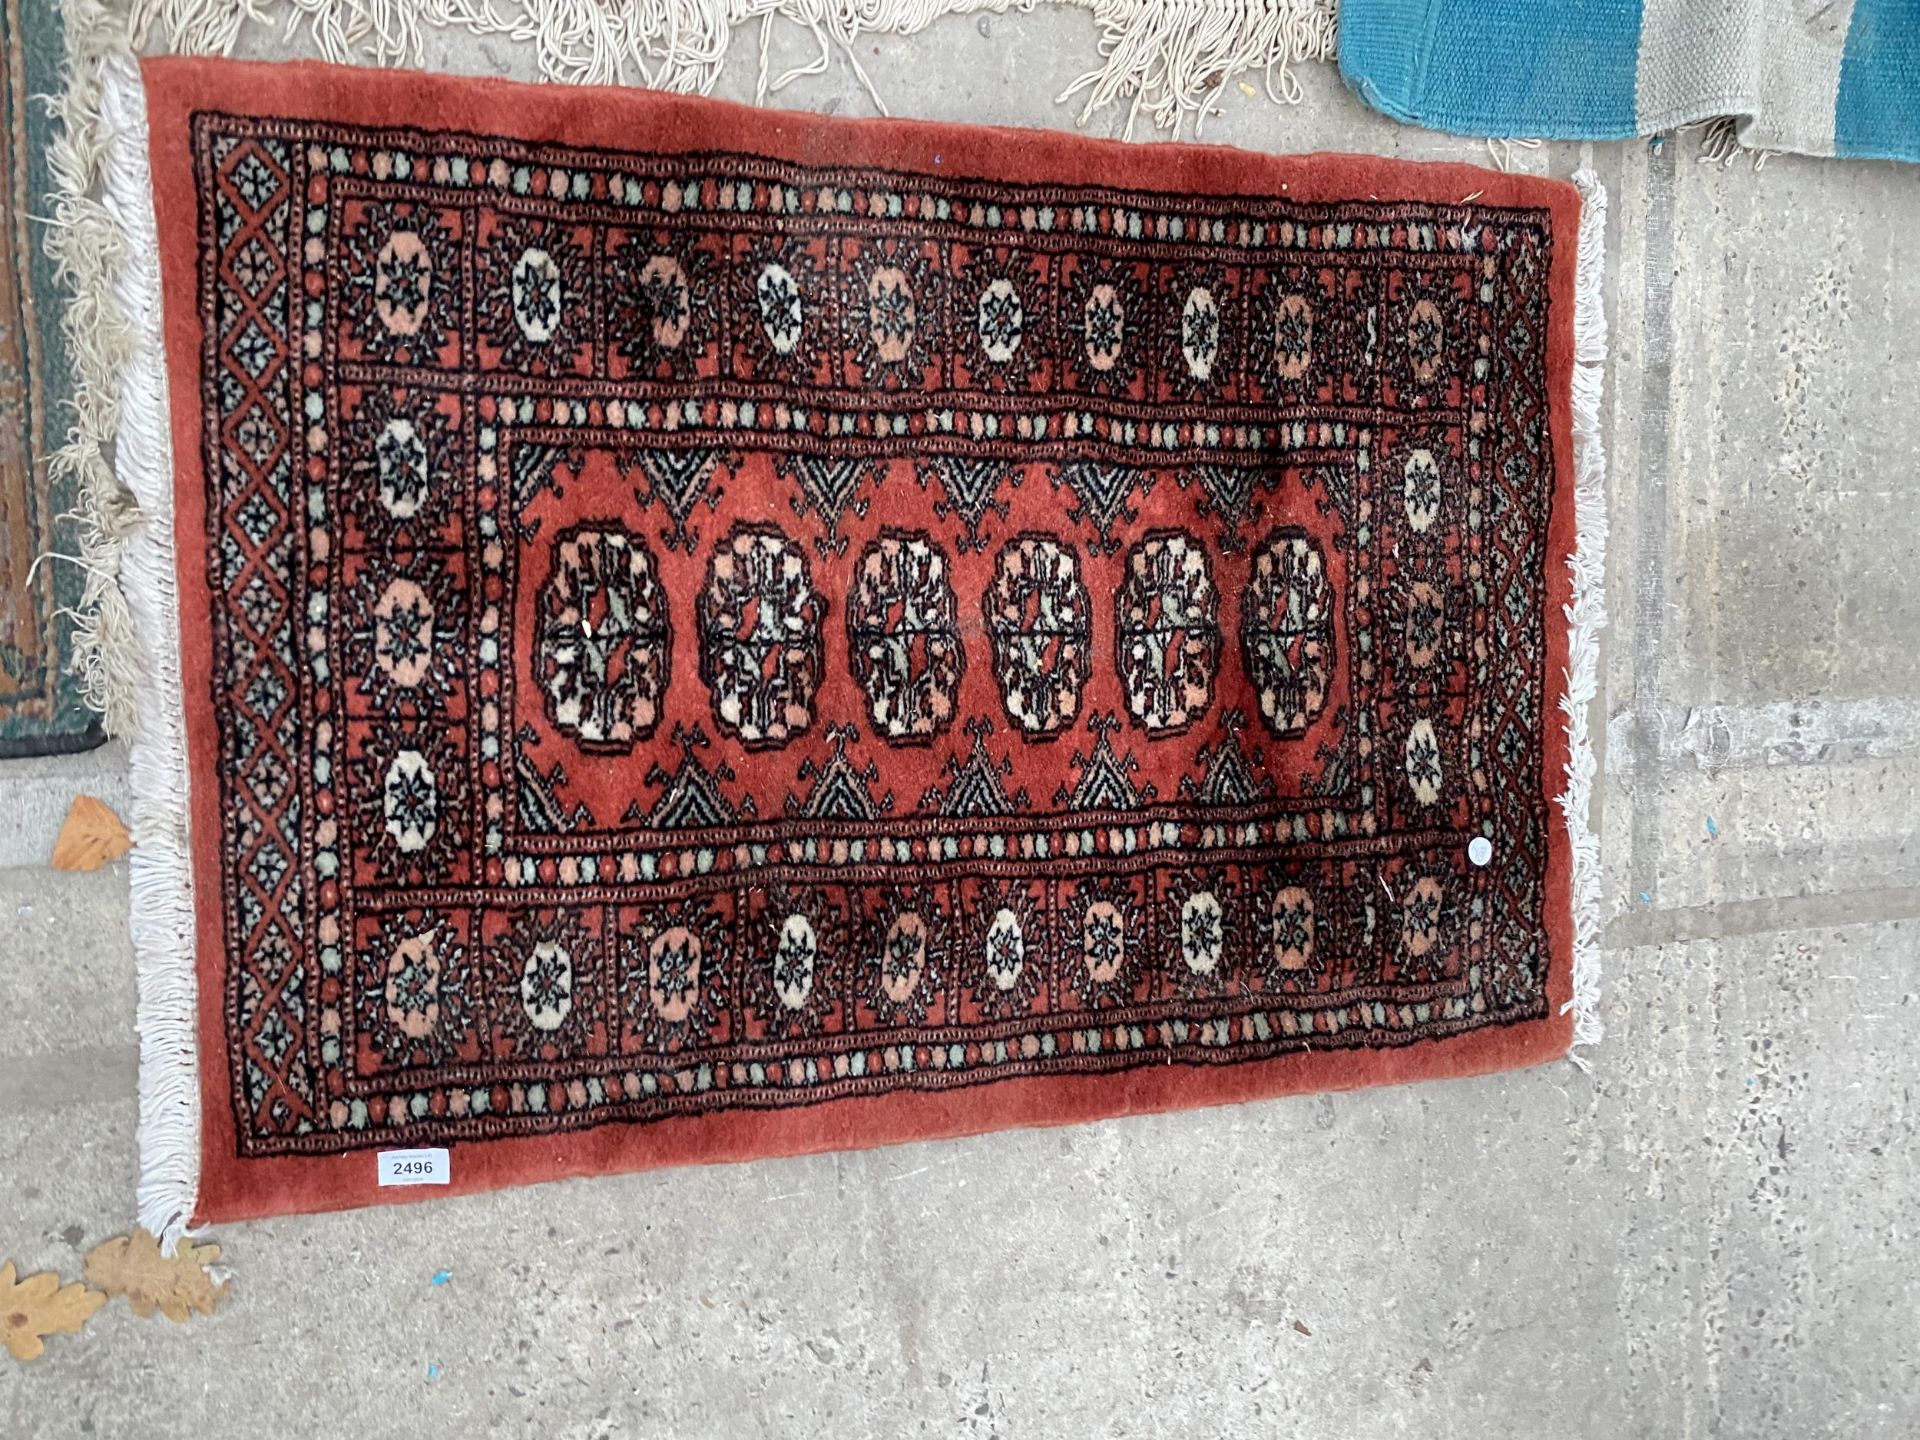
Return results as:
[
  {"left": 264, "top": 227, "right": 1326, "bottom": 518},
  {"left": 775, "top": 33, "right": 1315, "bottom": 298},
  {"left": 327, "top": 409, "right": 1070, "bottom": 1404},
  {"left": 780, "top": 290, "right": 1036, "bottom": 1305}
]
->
[
  {"left": 44, "top": 0, "right": 145, "bottom": 737},
  {"left": 129, "top": 0, "right": 1335, "bottom": 140},
  {"left": 99, "top": 53, "right": 203, "bottom": 1250},
  {"left": 1561, "top": 169, "right": 1610, "bottom": 1061}
]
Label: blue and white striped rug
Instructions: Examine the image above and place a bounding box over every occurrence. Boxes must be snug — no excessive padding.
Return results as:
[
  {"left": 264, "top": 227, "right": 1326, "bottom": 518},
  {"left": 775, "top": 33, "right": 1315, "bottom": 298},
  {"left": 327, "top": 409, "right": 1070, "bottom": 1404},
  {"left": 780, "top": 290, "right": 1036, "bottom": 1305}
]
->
[{"left": 1340, "top": 0, "right": 1918, "bottom": 162}]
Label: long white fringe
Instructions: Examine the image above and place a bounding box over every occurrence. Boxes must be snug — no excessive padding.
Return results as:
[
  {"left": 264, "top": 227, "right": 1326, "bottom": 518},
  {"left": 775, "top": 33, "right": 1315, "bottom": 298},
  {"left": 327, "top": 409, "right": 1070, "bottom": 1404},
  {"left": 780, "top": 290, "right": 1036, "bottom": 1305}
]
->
[
  {"left": 99, "top": 53, "right": 202, "bottom": 1249},
  {"left": 1560, "top": 169, "right": 1609, "bottom": 1061},
  {"left": 129, "top": 0, "right": 1335, "bottom": 140},
  {"left": 44, "top": 0, "right": 145, "bottom": 736}
]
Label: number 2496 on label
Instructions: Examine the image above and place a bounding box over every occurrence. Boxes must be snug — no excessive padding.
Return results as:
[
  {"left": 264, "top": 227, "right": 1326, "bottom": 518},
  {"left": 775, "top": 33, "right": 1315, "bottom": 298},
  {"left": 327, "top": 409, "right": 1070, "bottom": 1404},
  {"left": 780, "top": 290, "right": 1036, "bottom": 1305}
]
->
[{"left": 377, "top": 1148, "right": 450, "bottom": 1186}]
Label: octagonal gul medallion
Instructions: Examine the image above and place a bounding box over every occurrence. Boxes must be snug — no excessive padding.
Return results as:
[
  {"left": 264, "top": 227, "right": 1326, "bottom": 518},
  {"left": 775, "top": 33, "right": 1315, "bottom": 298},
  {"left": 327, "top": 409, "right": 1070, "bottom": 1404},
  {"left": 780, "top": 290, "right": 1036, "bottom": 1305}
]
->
[
  {"left": 1403, "top": 447, "right": 1443, "bottom": 533},
  {"left": 879, "top": 910, "right": 930, "bottom": 1006},
  {"left": 646, "top": 925, "right": 704, "bottom": 1025},
  {"left": 1243, "top": 529, "right": 1335, "bottom": 737},
  {"left": 1271, "top": 292, "right": 1314, "bottom": 381},
  {"left": 383, "top": 928, "right": 444, "bottom": 1040},
  {"left": 1180, "top": 285, "right": 1221, "bottom": 383},
  {"left": 1067, "top": 876, "right": 1145, "bottom": 1008},
  {"left": 847, "top": 530, "right": 964, "bottom": 744},
  {"left": 770, "top": 912, "right": 819, "bottom": 1012},
  {"left": 755, "top": 262, "right": 804, "bottom": 356},
  {"left": 618, "top": 900, "right": 732, "bottom": 1055},
  {"left": 373, "top": 414, "right": 431, "bottom": 519},
  {"left": 860, "top": 264, "right": 918, "bottom": 369},
  {"left": 1115, "top": 530, "right": 1219, "bottom": 736},
  {"left": 487, "top": 910, "right": 598, "bottom": 1060},
  {"left": 976, "top": 277, "right": 1024, "bottom": 365},
  {"left": 353, "top": 910, "right": 477, "bottom": 1074},
  {"left": 382, "top": 747, "right": 442, "bottom": 856},
  {"left": 519, "top": 932, "right": 576, "bottom": 1032},
  {"left": 511, "top": 246, "right": 564, "bottom": 344},
  {"left": 537, "top": 524, "right": 671, "bottom": 751},
  {"left": 985, "top": 907, "right": 1025, "bottom": 993},
  {"left": 374, "top": 227, "right": 435, "bottom": 338},
  {"left": 698, "top": 525, "right": 827, "bottom": 749},
  {"left": 634, "top": 255, "right": 693, "bottom": 351},
  {"left": 1082, "top": 282, "right": 1126, "bottom": 373},
  {"left": 983, "top": 534, "right": 1092, "bottom": 737},
  {"left": 1179, "top": 889, "right": 1224, "bottom": 976},
  {"left": 340, "top": 202, "right": 461, "bottom": 365},
  {"left": 1269, "top": 885, "right": 1316, "bottom": 973}
]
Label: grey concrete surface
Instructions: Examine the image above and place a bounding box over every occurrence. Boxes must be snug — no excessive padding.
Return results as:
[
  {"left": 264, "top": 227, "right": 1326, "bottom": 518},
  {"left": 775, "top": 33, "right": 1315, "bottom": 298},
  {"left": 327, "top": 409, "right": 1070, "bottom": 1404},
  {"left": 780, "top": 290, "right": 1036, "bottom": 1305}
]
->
[
  {"left": 3, "top": 12, "right": 1918, "bottom": 1437},
  {"left": 0, "top": 743, "right": 130, "bottom": 871}
]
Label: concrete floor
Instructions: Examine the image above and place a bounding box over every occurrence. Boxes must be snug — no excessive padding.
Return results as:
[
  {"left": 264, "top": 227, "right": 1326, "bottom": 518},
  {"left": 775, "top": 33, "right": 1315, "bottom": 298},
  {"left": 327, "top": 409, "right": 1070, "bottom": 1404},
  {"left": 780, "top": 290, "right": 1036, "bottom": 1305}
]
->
[{"left": 3, "top": 13, "right": 1918, "bottom": 1436}]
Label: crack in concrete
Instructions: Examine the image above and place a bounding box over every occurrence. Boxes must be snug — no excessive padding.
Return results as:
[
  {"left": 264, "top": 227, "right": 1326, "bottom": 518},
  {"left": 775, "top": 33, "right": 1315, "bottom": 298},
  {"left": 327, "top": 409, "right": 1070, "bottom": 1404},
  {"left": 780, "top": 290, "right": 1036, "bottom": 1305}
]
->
[
  {"left": 1626, "top": 142, "right": 1678, "bottom": 908},
  {"left": 1606, "top": 884, "right": 1920, "bottom": 950}
]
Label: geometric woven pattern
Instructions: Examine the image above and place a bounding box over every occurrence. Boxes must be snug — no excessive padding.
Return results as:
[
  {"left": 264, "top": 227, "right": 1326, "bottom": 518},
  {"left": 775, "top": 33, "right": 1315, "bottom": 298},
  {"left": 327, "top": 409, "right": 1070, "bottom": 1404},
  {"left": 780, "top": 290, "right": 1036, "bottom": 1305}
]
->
[{"left": 145, "top": 59, "right": 1581, "bottom": 1216}]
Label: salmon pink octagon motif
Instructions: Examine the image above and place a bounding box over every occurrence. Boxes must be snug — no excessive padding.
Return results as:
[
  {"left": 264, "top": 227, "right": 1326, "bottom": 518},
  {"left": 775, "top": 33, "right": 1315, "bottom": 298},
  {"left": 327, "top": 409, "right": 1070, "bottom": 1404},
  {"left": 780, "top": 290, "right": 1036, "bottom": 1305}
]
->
[{"left": 607, "top": 229, "right": 719, "bottom": 381}]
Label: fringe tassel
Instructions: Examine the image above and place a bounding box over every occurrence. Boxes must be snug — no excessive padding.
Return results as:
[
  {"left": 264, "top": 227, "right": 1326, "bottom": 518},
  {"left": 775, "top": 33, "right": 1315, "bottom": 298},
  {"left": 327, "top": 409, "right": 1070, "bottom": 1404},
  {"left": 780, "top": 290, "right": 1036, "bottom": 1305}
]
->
[
  {"left": 1484, "top": 136, "right": 1542, "bottom": 173},
  {"left": 1686, "top": 115, "right": 1774, "bottom": 172},
  {"left": 1057, "top": 0, "right": 1336, "bottom": 140},
  {"left": 1560, "top": 169, "right": 1610, "bottom": 1063},
  {"left": 99, "top": 54, "right": 203, "bottom": 1251},
  {"left": 128, "top": 0, "right": 1334, "bottom": 138},
  {"left": 43, "top": 0, "right": 145, "bottom": 737}
]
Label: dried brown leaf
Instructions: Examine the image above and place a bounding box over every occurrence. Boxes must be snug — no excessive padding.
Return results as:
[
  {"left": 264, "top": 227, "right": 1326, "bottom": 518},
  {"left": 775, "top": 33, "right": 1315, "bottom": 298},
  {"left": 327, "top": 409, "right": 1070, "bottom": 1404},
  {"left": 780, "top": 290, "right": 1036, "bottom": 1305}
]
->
[
  {"left": 1, "top": 1262, "right": 106, "bottom": 1362},
  {"left": 49, "top": 794, "right": 131, "bottom": 872},
  {"left": 83, "top": 1229, "right": 228, "bottom": 1323}
]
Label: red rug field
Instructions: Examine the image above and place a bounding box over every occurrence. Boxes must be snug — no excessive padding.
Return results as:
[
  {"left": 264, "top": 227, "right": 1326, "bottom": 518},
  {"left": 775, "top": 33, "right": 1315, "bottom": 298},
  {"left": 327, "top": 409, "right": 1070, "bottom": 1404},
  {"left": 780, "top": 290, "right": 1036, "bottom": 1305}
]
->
[{"left": 136, "top": 56, "right": 1584, "bottom": 1221}]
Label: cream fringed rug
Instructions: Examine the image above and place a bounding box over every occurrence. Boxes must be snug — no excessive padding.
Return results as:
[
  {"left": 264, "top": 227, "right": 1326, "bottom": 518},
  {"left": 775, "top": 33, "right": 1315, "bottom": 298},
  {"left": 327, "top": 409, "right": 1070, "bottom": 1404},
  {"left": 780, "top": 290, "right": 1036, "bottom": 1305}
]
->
[{"left": 132, "top": 0, "right": 1336, "bottom": 138}]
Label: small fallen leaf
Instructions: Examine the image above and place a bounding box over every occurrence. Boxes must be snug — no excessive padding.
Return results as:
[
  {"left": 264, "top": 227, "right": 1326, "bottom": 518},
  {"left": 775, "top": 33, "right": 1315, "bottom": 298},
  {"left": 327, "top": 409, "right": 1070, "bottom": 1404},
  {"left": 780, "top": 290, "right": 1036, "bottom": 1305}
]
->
[
  {"left": 50, "top": 795, "right": 131, "bottom": 872},
  {"left": 1291, "top": 1319, "right": 1312, "bottom": 1336},
  {"left": 1, "top": 1261, "right": 105, "bottom": 1361},
  {"left": 83, "top": 1229, "right": 228, "bottom": 1323}
]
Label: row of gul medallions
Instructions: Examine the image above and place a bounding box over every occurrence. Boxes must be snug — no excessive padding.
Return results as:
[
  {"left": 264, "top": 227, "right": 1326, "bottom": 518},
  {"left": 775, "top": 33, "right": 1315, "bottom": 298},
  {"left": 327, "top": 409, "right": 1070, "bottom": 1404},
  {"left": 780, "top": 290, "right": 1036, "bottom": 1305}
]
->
[
  {"left": 525, "top": 517, "right": 1337, "bottom": 754},
  {"left": 360, "top": 836, "right": 1452, "bottom": 1086},
  {"left": 346, "top": 198, "right": 1419, "bottom": 401}
]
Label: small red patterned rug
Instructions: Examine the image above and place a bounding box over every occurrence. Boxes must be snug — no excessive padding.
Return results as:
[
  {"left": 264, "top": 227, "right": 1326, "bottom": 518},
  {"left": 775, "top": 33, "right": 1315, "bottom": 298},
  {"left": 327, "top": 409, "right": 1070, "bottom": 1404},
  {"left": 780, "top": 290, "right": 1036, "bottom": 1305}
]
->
[{"left": 128, "top": 56, "right": 1591, "bottom": 1223}]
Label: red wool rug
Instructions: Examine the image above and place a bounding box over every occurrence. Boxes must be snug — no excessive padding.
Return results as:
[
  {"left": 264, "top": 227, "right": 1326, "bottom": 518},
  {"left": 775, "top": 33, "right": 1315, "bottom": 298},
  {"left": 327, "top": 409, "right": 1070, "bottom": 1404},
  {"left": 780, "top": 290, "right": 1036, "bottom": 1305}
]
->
[{"left": 118, "top": 55, "right": 1600, "bottom": 1226}]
